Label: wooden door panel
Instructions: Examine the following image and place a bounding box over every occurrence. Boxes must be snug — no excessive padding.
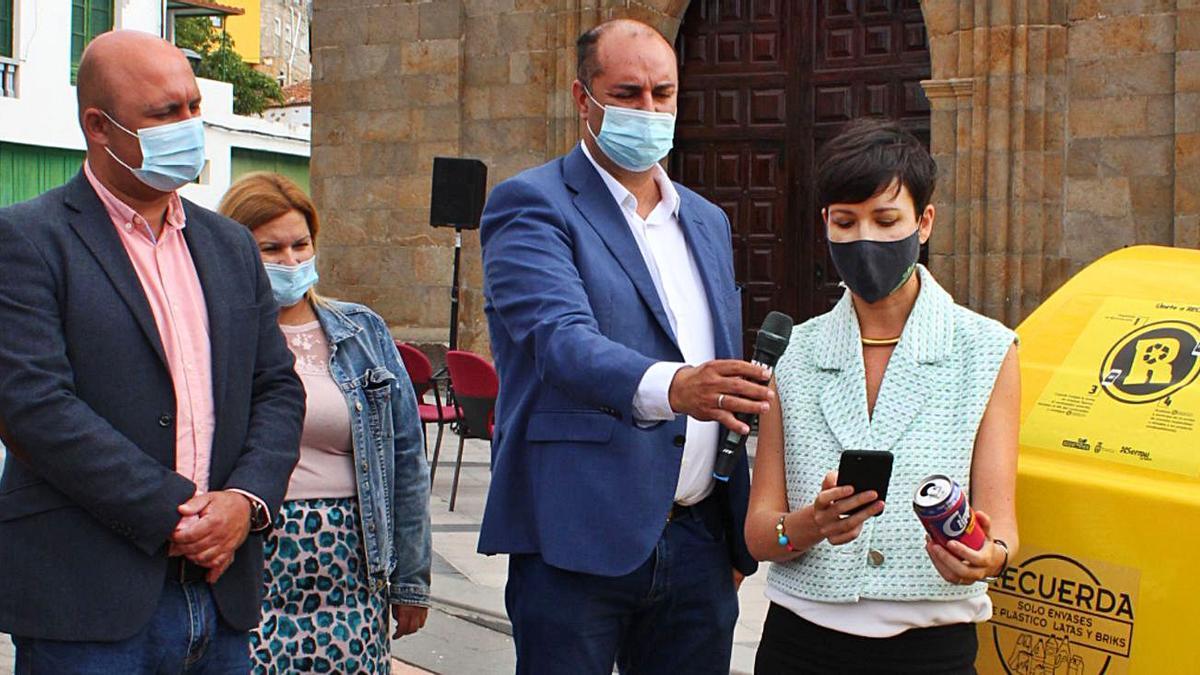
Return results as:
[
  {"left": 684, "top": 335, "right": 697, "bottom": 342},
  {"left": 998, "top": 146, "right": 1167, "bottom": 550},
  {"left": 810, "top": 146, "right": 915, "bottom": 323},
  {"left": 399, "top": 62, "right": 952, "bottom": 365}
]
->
[
  {"left": 804, "top": 0, "right": 932, "bottom": 313},
  {"left": 674, "top": 0, "right": 928, "bottom": 346},
  {"left": 673, "top": 137, "right": 793, "bottom": 351},
  {"left": 676, "top": 76, "right": 790, "bottom": 140},
  {"left": 672, "top": 0, "right": 795, "bottom": 354}
]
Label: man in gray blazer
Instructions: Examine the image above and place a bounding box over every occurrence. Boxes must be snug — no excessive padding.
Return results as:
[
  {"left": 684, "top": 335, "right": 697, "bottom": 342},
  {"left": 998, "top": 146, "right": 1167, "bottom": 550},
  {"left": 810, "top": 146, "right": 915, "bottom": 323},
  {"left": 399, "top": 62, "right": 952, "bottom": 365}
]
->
[{"left": 0, "top": 31, "right": 303, "bottom": 671}]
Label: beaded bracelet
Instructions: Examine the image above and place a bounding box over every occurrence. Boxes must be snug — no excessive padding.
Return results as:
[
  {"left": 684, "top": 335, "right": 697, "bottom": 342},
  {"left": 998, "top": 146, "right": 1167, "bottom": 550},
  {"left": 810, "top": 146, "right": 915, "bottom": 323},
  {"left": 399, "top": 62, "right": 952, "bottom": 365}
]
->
[{"left": 775, "top": 515, "right": 796, "bottom": 552}]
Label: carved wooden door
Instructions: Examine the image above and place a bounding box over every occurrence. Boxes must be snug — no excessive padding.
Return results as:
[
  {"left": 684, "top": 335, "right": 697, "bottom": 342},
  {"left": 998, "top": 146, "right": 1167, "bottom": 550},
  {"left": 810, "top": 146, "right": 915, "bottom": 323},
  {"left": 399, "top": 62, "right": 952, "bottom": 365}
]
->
[
  {"left": 803, "top": 0, "right": 932, "bottom": 312},
  {"left": 671, "top": 0, "right": 796, "bottom": 355},
  {"left": 672, "top": 0, "right": 930, "bottom": 350}
]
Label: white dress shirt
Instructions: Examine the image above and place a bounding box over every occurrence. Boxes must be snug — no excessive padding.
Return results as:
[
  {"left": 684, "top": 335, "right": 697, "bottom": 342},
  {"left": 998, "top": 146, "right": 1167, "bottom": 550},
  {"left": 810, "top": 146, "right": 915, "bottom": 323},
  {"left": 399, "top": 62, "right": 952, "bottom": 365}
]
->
[{"left": 580, "top": 142, "right": 719, "bottom": 506}]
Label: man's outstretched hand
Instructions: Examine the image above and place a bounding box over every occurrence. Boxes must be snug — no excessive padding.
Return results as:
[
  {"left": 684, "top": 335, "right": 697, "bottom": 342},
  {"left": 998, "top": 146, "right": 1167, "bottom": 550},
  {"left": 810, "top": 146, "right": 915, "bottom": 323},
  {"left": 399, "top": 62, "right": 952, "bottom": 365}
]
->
[{"left": 667, "top": 360, "right": 774, "bottom": 435}]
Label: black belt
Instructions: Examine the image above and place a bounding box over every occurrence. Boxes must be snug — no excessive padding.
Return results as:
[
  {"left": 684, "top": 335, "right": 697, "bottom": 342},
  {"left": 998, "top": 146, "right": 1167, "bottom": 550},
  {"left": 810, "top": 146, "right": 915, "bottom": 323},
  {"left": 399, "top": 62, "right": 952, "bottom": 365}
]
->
[
  {"left": 667, "top": 494, "right": 718, "bottom": 523},
  {"left": 168, "top": 556, "right": 209, "bottom": 584},
  {"left": 667, "top": 502, "right": 692, "bottom": 522}
]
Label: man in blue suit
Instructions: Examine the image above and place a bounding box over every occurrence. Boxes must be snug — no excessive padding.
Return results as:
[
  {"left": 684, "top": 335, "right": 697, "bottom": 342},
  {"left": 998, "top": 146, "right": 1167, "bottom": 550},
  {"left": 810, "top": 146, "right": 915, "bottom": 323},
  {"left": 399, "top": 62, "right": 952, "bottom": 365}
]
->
[
  {"left": 478, "top": 19, "right": 774, "bottom": 674},
  {"left": 0, "top": 31, "right": 303, "bottom": 671}
]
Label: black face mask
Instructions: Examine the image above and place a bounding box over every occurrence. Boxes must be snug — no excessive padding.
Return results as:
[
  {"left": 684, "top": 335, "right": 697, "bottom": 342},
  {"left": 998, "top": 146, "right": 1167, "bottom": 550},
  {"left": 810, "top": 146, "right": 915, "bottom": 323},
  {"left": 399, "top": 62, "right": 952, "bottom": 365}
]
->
[{"left": 828, "top": 229, "right": 920, "bottom": 303}]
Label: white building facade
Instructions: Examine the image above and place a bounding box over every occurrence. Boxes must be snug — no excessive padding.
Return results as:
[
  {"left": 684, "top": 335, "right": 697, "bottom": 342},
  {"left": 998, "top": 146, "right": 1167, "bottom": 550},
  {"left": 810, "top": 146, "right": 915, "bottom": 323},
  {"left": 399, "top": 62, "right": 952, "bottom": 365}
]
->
[{"left": 0, "top": 0, "right": 310, "bottom": 209}]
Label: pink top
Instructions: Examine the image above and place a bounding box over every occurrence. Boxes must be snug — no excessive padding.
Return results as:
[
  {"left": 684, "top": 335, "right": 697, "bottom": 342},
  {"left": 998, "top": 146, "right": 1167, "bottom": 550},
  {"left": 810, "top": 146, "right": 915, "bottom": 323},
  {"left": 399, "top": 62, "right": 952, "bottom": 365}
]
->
[
  {"left": 280, "top": 321, "right": 356, "bottom": 500},
  {"left": 84, "top": 162, "right": 215, "bottom": 493}
]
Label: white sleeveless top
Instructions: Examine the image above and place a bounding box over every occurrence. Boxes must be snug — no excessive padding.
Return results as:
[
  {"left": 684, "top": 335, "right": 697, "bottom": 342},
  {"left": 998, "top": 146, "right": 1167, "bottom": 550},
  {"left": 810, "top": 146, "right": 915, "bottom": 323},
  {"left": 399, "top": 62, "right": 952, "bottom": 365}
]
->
[{"left": 766, "top": 266, "right": 1015, "bottom": 635}]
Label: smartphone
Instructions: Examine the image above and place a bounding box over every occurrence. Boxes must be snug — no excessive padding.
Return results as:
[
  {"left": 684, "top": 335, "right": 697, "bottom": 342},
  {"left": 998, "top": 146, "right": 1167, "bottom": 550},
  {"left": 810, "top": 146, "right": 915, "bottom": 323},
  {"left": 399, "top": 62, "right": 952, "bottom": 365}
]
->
[{"left": 835, "top": 450, "right": 893, "bottom": 517}]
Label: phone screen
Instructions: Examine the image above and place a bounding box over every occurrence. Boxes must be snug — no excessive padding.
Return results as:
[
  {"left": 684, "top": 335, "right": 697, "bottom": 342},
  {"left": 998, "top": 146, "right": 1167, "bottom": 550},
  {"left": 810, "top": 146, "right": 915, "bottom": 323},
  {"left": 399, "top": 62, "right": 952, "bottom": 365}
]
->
[{"left": 835, "top": 450, "right": 893, "bottom": 516}]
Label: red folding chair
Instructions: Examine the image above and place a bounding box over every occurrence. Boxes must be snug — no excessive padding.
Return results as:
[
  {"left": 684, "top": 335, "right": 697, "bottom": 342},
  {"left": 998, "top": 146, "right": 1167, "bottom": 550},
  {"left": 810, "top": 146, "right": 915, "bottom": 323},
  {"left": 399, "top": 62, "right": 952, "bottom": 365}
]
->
[
  {"left": 443, "top": 350, "right": 498, "bottom": 512},
  {"left": 395, "top": 341, "right": 459, "bottom": 474}
]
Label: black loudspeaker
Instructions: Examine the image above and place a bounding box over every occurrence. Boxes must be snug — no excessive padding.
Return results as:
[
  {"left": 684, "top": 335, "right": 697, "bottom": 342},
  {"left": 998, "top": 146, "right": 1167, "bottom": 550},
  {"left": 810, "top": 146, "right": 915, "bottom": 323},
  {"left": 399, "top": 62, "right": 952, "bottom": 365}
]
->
[{"left": 430, "top": 157, "right": 488, "bottom": 229}]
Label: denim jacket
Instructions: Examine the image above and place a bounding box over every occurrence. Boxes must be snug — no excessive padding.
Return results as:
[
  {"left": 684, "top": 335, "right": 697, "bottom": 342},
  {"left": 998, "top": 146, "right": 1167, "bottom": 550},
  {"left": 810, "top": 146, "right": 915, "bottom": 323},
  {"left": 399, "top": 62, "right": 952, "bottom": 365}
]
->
[{"left": 313, "top": 300, "right": 431, "bottom": 607}]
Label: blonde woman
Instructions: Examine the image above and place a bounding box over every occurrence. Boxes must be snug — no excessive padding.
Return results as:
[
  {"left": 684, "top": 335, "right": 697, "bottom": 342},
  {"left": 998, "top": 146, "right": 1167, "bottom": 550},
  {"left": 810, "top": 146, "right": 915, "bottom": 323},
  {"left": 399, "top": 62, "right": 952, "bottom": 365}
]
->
[{"left": 219, "top": 173, "right": 431, "bottom": 673}]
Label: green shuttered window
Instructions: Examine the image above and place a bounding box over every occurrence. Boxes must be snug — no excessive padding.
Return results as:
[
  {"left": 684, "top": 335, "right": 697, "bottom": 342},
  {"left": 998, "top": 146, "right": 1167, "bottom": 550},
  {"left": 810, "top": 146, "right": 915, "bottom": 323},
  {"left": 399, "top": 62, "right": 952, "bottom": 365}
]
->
[
  {"left": 0, "top": 0, "right": 13, "bottom": 58},
  {"left": 0, "top": 143, "right": 86, "bottom": 208},
  {"left": 70, "top": 0, "right": 113, "bottom": 83},
  {"left": 231, "top": 148, "right": 311, "bottom": 195}
]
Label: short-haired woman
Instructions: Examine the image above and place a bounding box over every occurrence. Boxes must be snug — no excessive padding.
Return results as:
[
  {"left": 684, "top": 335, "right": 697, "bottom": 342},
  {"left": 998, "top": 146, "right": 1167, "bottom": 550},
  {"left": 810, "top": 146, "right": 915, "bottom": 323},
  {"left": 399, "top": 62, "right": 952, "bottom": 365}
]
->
[
  {"left": 746, "top": 119, "right": 1020, "bottom": 674},
  {"left": 219, "top": 172, "right": 431, "bottom": 674}
]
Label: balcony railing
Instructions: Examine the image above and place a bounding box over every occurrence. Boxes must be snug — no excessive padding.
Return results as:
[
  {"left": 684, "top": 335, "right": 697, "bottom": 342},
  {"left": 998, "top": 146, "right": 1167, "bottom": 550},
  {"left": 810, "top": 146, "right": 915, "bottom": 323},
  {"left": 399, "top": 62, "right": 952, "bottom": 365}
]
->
[{"left": 0, "top": 56, "right": 16, "bottom": 98}]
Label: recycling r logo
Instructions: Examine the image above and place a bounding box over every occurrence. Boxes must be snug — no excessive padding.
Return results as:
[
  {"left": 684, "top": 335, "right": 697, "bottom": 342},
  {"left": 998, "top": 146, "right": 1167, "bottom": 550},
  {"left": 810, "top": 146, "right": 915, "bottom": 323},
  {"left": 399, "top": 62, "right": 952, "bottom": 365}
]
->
[{"left": 1099, "top": 320, "right": 1200, "bottom": 404}]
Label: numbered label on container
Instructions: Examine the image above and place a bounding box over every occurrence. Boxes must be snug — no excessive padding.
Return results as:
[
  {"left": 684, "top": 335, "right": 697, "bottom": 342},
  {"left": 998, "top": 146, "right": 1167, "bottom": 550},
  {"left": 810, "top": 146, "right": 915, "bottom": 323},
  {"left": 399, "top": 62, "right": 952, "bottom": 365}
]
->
[{"left": 1022, "top": 298, "right": 1200, "bottom": 477}]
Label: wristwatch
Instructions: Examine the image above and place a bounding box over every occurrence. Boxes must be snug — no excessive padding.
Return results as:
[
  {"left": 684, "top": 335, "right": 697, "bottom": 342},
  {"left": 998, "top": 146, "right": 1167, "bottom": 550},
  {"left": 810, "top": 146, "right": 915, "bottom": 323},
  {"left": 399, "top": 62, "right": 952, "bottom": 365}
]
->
[
  {"left": 982, "top": 539, "right": 1009, "bottom": 582},
  {"left": 247, "top": 498, "right": 271, "bottom": 532}
]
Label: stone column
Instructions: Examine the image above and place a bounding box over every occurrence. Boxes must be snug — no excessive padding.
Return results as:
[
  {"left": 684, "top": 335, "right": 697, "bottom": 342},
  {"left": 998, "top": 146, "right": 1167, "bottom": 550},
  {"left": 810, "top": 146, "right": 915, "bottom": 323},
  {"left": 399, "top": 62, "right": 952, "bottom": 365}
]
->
[
  {"left": 922, "top": 76, "right": 975, "bottom": 312},
  {"left": 1178, "top": 1, "right": 1200, "bottom": 248},
  {"left": 920, "top": 0, "right": 1070, "bottom": 326}
]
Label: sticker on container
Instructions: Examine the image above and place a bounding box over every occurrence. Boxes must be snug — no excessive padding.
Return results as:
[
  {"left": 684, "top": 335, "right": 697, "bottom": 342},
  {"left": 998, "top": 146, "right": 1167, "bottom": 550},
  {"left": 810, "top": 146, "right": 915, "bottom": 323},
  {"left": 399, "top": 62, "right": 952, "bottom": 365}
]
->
[
  {"left": 1022, "top": 298, "right": 1200, "bottom": 477},
  {"left": 978, "top": 549, "right": 1140, "bottom": 675}
]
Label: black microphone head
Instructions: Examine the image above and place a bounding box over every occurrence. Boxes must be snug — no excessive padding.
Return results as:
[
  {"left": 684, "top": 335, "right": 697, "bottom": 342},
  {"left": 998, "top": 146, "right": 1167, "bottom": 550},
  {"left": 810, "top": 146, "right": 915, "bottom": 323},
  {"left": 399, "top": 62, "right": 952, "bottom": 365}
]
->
[
  {"left": 754, "top": 311, "right": 794, "bottom": 364},
  {"left": 713, "top": 310, "right": 795, "bottom": 482},
  {"left": 760, "top": 311, "right": 793, "bottom": 339}
]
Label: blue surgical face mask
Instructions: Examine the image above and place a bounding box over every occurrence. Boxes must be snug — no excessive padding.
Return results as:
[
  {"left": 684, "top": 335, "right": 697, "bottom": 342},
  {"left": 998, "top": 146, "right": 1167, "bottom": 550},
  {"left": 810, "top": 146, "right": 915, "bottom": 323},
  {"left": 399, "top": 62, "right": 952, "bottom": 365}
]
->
[
  {"left": 585, "top": 88, "right": 675, "bottom": 172},
  {"left": 263, "top": 257, "right": 319, "bottom": 308},
  {"left": 103, "top": 112, "right": 206, "bottom": 192}
]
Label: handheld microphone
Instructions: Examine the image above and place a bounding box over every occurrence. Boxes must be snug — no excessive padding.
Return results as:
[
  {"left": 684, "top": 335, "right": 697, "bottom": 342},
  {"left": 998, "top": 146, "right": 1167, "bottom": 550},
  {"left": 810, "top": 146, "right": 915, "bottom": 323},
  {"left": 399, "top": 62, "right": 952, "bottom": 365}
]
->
[{"left": 711, "top": 311, "right": 794, "bottom": 482}]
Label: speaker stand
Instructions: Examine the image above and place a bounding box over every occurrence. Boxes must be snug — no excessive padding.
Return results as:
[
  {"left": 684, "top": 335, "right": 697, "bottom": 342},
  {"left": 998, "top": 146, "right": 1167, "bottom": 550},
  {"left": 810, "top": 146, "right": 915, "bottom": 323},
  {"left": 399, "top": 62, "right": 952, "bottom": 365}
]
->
[{"left": 448, "top": 227, "right": 462, "bottom": 351}]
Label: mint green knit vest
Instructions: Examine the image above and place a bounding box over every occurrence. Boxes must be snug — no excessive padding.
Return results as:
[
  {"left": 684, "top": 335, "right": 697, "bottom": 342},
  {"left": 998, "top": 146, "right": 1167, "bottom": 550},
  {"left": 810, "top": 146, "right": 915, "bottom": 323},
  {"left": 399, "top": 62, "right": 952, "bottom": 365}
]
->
[{"left": 767, "top": 266, "right": 1016, "bottom": 603}]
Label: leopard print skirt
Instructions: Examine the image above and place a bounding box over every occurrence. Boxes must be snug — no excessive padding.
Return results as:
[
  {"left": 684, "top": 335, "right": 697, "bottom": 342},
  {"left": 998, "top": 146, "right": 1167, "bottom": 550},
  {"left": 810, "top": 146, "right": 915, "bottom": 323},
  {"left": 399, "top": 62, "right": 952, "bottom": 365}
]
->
[{"left": 250, "top": 498, "right": 391, "bottom": 674}]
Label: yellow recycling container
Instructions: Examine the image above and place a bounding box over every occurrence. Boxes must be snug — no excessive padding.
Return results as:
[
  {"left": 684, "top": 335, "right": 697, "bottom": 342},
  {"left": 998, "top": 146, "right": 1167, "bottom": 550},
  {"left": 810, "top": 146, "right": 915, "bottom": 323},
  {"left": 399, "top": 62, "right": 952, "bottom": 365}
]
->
[{"left": 976, "top": 245, "right": 1200, "bottom": 675}]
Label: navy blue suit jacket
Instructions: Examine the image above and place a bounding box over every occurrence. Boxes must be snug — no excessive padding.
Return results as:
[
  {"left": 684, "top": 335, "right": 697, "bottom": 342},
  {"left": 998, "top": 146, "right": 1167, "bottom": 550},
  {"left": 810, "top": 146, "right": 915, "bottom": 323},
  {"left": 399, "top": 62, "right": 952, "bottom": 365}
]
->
[
  {"left": 477, "top": 146, "right": 758, "bottom": 578},
  {"left": 0, "top": 173, "right": 304, "bottom": 640}
]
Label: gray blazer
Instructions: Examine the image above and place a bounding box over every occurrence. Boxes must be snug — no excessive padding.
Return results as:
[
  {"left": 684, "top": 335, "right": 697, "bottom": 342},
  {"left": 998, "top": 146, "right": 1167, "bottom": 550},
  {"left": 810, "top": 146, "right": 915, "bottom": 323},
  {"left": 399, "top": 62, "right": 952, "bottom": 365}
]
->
[{"left": 0, "top": 172, "right": 304, "bottom": 641}]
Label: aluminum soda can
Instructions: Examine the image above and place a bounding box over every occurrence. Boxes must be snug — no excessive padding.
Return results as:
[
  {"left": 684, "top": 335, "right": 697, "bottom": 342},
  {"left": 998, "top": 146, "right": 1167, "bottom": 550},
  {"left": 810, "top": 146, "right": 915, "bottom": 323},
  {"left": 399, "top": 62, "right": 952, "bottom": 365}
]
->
[{"left": 912, "top": 474, "right": 986, "bottom": 550}]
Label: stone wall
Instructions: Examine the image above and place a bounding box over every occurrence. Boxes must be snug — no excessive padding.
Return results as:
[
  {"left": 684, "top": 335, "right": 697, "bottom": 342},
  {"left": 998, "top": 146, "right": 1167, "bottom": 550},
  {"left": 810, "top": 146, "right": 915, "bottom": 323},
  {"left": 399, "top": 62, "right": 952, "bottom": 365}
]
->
[
  {"left": 1178, "top": 0, "right": 1200, "bottom": 248},
  {"left": 1063, "top": 2, "right": 1177, "bottom": 274},
  {"left": 311, "top": 0, "right": 686, "bottom": 354},
  {"left": 312, "top": 0, "right": 1193, "bottom": 351},
  {"left": 310, "top": 0, "right": 463, "bottom": 349},
  {"left": 921, "top": 0, "right": 1191, "bottom": 325}
]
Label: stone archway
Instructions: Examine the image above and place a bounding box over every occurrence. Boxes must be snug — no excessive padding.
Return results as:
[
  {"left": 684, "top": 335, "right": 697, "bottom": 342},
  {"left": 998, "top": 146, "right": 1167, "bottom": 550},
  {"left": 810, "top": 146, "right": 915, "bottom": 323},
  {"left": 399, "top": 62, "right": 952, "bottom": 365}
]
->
[
  {"left": 653, "top": 0, "right": 1085, "bottom": 327},
  {"left": 311, "top": 0, "right": 1190, "bottom": 352},
  {"left": 917, "top": 1, "right": 1072, "bottom": 325}
]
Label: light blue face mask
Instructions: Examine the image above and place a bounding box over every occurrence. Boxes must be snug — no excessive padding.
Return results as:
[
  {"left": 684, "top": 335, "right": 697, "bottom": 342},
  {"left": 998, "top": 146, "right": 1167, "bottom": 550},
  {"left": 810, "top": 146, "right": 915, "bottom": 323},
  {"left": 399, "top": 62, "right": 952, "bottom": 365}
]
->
[
  {"left": 263, "top": 257, "right": 319, "bottom": 308},
  {"left": 585, "top": 88, "right": 676, "bottom": 173},
  {"left": 103, "top": 112, "right": 206, "bottom": 192}
]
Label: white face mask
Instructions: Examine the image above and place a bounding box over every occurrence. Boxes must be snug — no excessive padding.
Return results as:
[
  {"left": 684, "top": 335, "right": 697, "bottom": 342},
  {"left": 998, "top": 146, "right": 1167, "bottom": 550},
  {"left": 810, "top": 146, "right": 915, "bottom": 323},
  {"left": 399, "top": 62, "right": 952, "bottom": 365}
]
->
[
  {"left": 584, "top": 88, "right": 676, "bottom": 172},
  {"left": 103, "top": 112, "right": 206, "bottom": 192},
  {"left": 263, "top": 256, "right": 319, "bottom": 307}
]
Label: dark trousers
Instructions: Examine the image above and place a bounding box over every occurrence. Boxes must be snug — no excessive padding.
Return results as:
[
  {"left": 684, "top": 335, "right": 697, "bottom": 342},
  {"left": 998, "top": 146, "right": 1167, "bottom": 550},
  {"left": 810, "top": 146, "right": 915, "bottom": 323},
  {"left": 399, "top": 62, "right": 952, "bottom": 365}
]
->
[
  {"left": 505, "top": 502, "right": 739, "bottom": 675},
  {"left": 754, "top": 602, "right": 978, "bottom": 675},
  {"left": 13, "top": 578, "right": 249, "bottom": 675}
]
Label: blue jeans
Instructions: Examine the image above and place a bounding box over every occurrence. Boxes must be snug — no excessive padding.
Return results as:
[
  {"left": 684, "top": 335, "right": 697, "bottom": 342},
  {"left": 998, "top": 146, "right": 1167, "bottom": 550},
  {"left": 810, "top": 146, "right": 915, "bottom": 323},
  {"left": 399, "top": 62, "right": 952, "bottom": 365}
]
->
[
  {"left": 505, "top": 504, "right": 740, "bottom": 675},
  {"left": 13, "top": 579, "right": 249, "bottom": 675}
]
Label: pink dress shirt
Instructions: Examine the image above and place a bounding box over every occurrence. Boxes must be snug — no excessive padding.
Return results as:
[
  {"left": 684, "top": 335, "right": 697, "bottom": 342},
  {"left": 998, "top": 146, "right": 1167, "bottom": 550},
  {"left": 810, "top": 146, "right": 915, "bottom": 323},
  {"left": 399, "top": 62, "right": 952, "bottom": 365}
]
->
[{"left": 84, "top": 162, "right": 217, "bottom": 495}]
